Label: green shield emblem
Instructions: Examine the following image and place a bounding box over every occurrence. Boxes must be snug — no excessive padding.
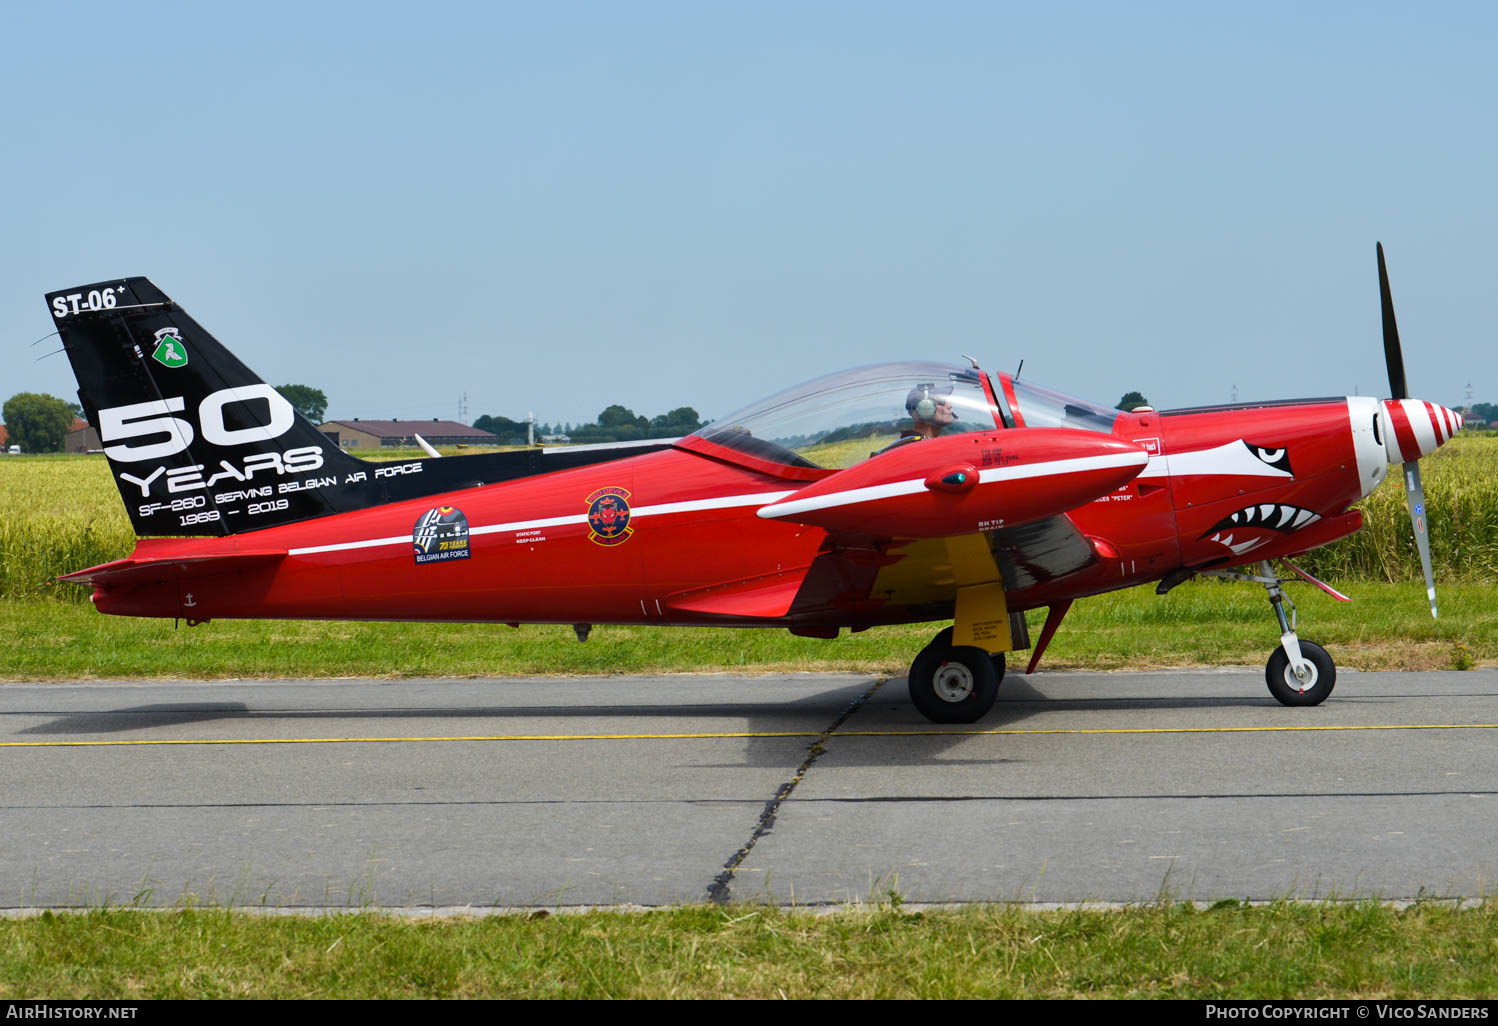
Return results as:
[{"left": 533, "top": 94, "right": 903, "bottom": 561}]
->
[{"left": 151, "top": 333, "right": 188, "bottom": 368}]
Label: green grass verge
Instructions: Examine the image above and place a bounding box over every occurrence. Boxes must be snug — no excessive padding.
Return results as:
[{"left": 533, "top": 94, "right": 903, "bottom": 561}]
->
[
  {"left": 7, "top": 577, "right": 1496, "bottom": 681},
  {"left": 2, "top": 902, "right": 1496, "bottom": 999}
]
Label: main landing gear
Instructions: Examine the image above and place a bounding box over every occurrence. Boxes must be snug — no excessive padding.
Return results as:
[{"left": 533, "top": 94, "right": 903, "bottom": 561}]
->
[
  {"left": 907, "top": 626, "right": 1006, "bottom": 724},
  {"left": 1205, "top": 560, "right": 1337, "bottom": 706}
]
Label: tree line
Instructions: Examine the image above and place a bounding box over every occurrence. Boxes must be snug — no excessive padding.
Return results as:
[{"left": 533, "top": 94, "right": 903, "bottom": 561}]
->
[
  {"left": 474, "top": 405, "right": 704, "bottom": 445},
  {"left": 0, "top": 384, "right": 704, "bottom": 453}
]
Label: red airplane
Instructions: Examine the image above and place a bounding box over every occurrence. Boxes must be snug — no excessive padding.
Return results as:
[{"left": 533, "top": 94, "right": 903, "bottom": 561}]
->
[{"left": 47, "top": 245, "right": 1459, "bottom": 723}]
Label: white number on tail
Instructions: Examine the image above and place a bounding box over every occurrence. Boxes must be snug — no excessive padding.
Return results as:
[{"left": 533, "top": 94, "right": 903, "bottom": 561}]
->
[
  {"left": 100, "top": 387, "right": 298, "bottom": 463},
  {"left": 199, "top": 385, "right": 295, "bottom": 447},
  {"left": 100, "top": 398, "right": 193, "bottom": 463}
]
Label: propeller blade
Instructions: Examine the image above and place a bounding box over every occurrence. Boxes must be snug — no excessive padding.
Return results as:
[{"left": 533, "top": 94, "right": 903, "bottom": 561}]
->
[
  {"left": 1401, "top": 460, "right": 1438, "bottom": 618},
  {"left": 1377, "top": 242, "right": 1408, "bottom": 401}
]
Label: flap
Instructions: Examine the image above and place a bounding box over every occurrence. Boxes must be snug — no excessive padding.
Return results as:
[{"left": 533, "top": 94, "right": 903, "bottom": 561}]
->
[{"left": 663, "top": 567, "right": 811, "bottom": 619}]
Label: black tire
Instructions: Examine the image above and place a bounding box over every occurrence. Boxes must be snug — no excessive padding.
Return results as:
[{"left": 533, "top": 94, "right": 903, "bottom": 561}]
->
[
  {"left": 924, "top": 626, "right": 1006, "bottom": 684},
  {"left": 1265, "top": 641, "right": 1336, "bottom": 706},
  {"left": 908, "top": 644, "right": 1000, "bottom": 724}
]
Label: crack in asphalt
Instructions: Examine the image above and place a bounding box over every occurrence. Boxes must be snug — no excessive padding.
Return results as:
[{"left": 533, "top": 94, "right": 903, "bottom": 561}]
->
[{"left": 705, "top": 678, "right": 886, "bottom": 905}]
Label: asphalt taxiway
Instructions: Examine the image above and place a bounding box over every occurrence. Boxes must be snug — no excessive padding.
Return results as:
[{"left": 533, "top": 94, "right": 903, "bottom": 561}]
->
[{"left": 2, "top": 669, "right": 1496, "bottom": 910}]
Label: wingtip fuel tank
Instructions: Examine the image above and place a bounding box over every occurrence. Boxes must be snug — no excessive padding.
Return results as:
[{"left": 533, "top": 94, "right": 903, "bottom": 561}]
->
[{"left": 757, "top": 429, "right": 1150, "bottom": 537}]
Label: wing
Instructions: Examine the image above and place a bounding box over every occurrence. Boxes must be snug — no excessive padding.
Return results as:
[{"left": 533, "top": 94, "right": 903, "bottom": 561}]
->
[{"left": 774, "top": 514, "right": 1097, "bottom": 624}]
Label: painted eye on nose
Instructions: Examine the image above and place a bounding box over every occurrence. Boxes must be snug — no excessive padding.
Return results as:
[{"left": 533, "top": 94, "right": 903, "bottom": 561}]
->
[{"left": 1244, "top": 443, "right": 1293, "bottom": 475}]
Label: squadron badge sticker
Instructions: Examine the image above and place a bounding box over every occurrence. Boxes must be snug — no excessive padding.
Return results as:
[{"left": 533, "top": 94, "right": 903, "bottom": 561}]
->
[
  {"left": 586, "top": 487, "right": 633, "bottom": 546},
  {"left": 150, "top": 327, "right": 188, "bottom": 368},
  {"left": 413, "top": 506, "right": 471, "bottom": 564}
]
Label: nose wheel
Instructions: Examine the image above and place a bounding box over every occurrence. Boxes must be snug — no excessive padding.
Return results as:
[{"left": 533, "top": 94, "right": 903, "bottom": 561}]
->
[
  {"left": 907, "top": 627, "right": 1003, "bottom": 723},
  {"left": 1266, "top": 640, "right": 1336, "bottom": 706}
]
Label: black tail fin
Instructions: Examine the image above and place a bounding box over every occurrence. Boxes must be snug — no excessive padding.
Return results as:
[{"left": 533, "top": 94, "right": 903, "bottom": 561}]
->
[
  {"left": 48, "top": 277, "right": 369, "bottom": 536},
  {"left": 48, "top": 277, "right": 680, "bottom": 538}
]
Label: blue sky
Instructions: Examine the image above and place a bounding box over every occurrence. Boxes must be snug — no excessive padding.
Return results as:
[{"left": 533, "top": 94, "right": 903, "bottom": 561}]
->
[{"left": 3, "top": 1, "right": 1494, "bottom": 426}]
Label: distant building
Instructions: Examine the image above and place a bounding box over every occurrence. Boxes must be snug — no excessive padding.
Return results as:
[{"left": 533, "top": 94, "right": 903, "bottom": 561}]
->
[
  {"left": 317, "top": 419, "right": 500, "bottom": 449},
  {"left": 0, "top": 419, "right": 98, "bottom": 453},
  {"left": 65, "top": 418, "right": 100, "bottom": 453}
]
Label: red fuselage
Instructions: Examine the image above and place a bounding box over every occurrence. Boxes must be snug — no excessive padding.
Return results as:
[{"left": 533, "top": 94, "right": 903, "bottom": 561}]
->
[{"left": 88, "top": 390, "right": 1391, "bottom": 631}]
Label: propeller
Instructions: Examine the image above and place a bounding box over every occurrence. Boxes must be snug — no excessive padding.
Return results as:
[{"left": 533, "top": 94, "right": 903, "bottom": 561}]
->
[
  {"left": 1377, "top": 242, "right": 1453, "bottom": 619},
  {"left": 1378, "top": 243, "right": 1407, "bottom": 404}
]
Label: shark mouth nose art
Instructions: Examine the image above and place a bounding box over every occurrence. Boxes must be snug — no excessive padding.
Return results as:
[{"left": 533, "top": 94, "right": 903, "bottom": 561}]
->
[{"left": 1200, "top": 503, "right": 1321, "bottom": 555}]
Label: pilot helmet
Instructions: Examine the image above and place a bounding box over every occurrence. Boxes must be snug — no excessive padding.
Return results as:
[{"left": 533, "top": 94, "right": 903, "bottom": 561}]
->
[{"left": 905, "top": 383, "right": 955, "bottom": 421}]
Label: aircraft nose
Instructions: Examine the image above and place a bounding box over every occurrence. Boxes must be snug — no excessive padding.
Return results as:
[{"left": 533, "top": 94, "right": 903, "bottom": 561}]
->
[{"left": 1382, "top": 399, "right": 1463, "bottom": 464}]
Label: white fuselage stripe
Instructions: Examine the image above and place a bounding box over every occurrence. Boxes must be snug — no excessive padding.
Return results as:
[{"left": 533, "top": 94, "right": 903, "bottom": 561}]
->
[
  {"left": 976, "top": 450, "right": 1148, "bottom": 482},
  {"left": 1136, "top": 454, "right": 1170, "bottom": 479},
  {"left": 757, "top": 479, "right": 927, "bottom": 519},
  {"left": 1150, "top": 439, "right": 1293, "bottom": 479},
  {"left": 285, "top": 489, "right": 796, "bottom": 557}
]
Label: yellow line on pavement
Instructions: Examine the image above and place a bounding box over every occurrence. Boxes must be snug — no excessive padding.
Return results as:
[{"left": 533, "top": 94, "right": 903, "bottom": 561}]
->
[
  {"left": 0, "top": 731, "right": 816, "bottom": 748},
  {"left": 841, "top": 723, "right": 1498, "bottom": 737},
  {"left": 2, "top": 722, "right": 1497, "bottom": 748}
]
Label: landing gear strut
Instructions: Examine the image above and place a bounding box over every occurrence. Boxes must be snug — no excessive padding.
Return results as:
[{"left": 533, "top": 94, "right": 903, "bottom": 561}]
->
[
  {"left": 907, "top": 626, "right": 1004, "bottom": 724},
  {"left": 1205, "top": 560, "right": 1337, "bottom": 706}
]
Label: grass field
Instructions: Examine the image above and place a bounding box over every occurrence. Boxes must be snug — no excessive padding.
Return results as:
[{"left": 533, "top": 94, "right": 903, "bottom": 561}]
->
[{"left": 2, "top": 902, "right": 1495, "bottom": 999}]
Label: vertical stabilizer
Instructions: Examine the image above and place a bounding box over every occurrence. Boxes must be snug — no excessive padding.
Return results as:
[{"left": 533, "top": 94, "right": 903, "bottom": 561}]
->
[{"left": 47, "top": 278, "right": 365, "bottom": 536}]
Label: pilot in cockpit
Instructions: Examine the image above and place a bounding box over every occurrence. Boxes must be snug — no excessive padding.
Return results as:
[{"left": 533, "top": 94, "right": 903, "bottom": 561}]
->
[{"left": 904, "top": 383, "right": 957, "bottom": 439}]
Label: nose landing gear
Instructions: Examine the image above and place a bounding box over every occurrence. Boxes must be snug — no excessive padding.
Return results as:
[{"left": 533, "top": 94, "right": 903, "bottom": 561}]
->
[{"left": 1204, "top": 559, "right": 1337, "bottom": 706}]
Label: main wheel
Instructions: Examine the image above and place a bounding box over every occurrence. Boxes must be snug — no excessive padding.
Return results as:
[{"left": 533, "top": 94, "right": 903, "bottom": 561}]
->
[
  {"left": 1265, "top": 641, "right": 1336, "bottom": 707},
  {"left": 922, "top": 627, "right": 1006, "bottom": 684},
  {"left": 908, "top": 644, "right": 1000, "bottom": 723}
]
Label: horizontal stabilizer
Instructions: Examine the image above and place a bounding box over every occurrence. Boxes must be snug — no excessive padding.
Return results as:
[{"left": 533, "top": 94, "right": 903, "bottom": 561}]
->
[{"left": 59, "top": 549, "right": 286, "bottom": 589}]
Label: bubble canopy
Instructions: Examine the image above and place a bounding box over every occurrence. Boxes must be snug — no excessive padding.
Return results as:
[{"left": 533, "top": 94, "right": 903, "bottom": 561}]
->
[{"left": 683, "top": 361, "right": 1001, "bottom": 475}]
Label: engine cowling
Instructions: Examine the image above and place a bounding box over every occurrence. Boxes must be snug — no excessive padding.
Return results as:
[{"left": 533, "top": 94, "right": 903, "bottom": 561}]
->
[{"left": 756, "top": 429, "right": 1149, "bottom": 537}]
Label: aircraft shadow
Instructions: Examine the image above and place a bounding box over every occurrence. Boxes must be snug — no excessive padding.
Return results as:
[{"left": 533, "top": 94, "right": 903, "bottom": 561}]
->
[
  {"left": 14, "top": 691, "right": 868, "bottom": 736},
  {"left": 14, "top": 684, "right": 1279, "bottom": 735},
  {"left": 9, "top": 677, "right": 1305, "bottom": 770}
]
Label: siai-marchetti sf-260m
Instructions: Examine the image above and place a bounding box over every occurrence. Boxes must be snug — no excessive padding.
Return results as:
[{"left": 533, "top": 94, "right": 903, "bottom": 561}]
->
[{"left": 46, "top": 245, "right": 1457, "bottom": 723}]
